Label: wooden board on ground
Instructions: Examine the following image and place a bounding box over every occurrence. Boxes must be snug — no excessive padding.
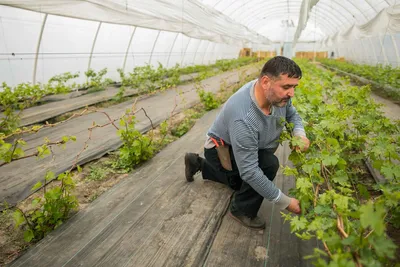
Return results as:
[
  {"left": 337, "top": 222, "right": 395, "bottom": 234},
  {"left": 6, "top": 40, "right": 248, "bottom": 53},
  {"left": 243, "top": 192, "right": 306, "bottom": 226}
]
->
[
  {"left": 204, "top": 143, "right": 318, "bottom": 267},
  {"left": 0, "top": 67, "right": 258, "bottom": 206},
  {"left": 9, "top": 74, "right": 197, "bottom": 127},
  {"left": 9, "top": 108, "right": 233, "bottom": 267}
]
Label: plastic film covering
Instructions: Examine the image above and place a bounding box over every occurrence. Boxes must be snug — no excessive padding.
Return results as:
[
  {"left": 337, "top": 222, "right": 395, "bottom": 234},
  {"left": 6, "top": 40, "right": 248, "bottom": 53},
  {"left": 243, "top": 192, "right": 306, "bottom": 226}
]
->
[
  {"left": 0, "top": 5, "right": 240, "bottom": 86},
  {"left": 0, "top": 0, "right": 270, "bottom": 45},
  {"left": 319, "top": 4, "right": 400, "bottom": 66}
]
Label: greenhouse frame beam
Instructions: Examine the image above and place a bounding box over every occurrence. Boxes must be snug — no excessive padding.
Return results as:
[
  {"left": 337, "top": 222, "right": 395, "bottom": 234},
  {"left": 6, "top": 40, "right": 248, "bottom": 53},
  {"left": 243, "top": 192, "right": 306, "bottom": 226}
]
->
[
  {"left": 32, "top": 13, "right": 47, "bottom": 85},
  {"left": 368, "top": 37, "right": 379, "bottom": 63},
  {"left": 204, "top": 42, "right": 216, "bottom": 65},
  {"left": 87, "top": 21, "right": 102, "bottom": 72},
  {"left": 181, "top": 38, "right": 192, "bottom": 66},
  {"left": 149, "top": 30, "right": 161, "bottom": 65},
  {"left": 344, "top": 1, "right": 368, "bottom": 22},
  {"left": 122, "top": 26, "right": 137, "bottom": 72},
  {"left": 229, "top": 1, "right": 297, "bottom": 20},
  {"left": 359, "top": 39, "right": 370, "bottom": 64},
  {"left": 330, "top": 0, "right": 364, "bottom": 22},
  {"left": 229, "top": 2, "right": 300, "bottom": 25},
  {"left": 378, "top": 35, "right": 389, "bottom": 65},
  {"left": 246, "top": 11, "right": 300, "bottom": 30},
  {"left": 166, "top": 33, "right": 179, "bottom": 68},
  {"left": 212, "top": 0, "right": 225, "bottom": 8},
  {"left": 192, "top": 40, "right": 203, "bottom": 64},
  {"left": 307, "top": 11, "right": 338, "bottom": 35},
  {"left": 390, "top": 34, "right": 400, "bottom": 67},
  {"left": 201, "top": 42, "right": 211, "bottom": 65}
]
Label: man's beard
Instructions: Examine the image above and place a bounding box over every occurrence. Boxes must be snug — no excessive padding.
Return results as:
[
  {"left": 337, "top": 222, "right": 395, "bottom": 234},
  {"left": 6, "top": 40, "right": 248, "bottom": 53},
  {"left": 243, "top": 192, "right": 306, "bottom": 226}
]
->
[{"left": 270, "top": 97, "right": 290, "bottom": 107}]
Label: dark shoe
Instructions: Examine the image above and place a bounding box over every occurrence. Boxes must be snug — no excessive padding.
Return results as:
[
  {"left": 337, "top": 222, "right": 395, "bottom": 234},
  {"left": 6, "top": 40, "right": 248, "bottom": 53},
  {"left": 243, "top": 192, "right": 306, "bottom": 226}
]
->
[
  {"left": 228, "top": 211, "right": 265, "bottom": 230},
  {"left": 184, "top": 153, "right": 203, "bottom": 182}
]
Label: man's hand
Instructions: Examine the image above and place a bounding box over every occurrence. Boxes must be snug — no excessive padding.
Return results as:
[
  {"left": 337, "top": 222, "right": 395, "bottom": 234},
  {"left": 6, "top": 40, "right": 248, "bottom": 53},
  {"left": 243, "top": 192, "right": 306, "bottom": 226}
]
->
[
  {"left": 286, "top": 198, "right": 301, "bottom": 214},
  {"left": 292, "top": 136, "right": 310, "bottom": 152}
]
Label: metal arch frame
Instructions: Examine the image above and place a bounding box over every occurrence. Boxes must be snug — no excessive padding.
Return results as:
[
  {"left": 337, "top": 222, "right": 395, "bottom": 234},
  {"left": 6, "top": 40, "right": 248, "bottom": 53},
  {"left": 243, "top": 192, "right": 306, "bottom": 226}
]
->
[
  {"left": 201, "top": 41, "right": 211, "bottom": 64},
  {"left": 166, "top": 32, "right": 180, "bottom": 68},
  {"left": 229, "top": 0, "right": 301, "bottom": 20},
  {"left": 181, "top": 37, "right": 193, "bottom": 66},
  {"left": 344, "top": 0, "right": 372, "bottom": 23},
  {"left": 354, "top": 40, "right": 364, "bottom": 63},
  {"left": 310, "top": 2, "right": 353, "bottom": 26},
  {"left": 390, "top": 33, "right": 400, "bottom": 67},
  {"left": 246, "top": 11, "right": 300, "bottom": 30},
  {"left": 220, "top": 0, "right": 257, "bottom": 17},
  {"left": 148, "top": 30, "right": 161, "bottom": 65},
  {"left": 192, "top": 39, "right": 203, "bottom": 64},
  {"left": 281, "top": 8, "right": 338, "bottom": 38},
  {"left": 87, "top": 21, "right": 102, "bottom": 72},
  {"left": 331, "top": 0, "right": 367, "bottom": 22},
  {"left": 305, "top": 10, "right": 338, "bottom": 36},
  {"left": 211, "top": 43, "right": 220, "bottom": 63},
  {"left": 368, "top": 37, "right": 379, "bottom": 63},
  {"left": 378, "top": 34, "right": 389, "bottom": 65},
  {"left": 204, "top": 42, "right": 216, "bottom": 65},
  {"left": 122, "top": 26, "right": 137, "bottom": 71},
  {"left": 212, "top": 0, "right": 225, "bottom": 8},
  {"left": 306, "top": 5, "right": 347, "bottom": 32},
  {"left": 294, "top": 0, "right": 369, "bottom": 43},
  {"left": 359, "top": 38, "right": 371, "bottom": 64},
  {"left": 33, "top": 13, "right": 47, "bottom": 85},
  {"left": 229, "top": 2, "right": 302, "bottom": 25},
  {"left": 283, "top": 2, "right": 354, "bottom": 37},
  {"left": 363, "top": 0, "right": 377, "bottom": 13}
]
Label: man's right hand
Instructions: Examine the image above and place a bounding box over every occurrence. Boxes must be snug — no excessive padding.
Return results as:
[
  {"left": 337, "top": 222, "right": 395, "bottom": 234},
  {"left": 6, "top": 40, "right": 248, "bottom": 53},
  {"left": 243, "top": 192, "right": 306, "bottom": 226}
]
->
[{"left": 286, "top": 198, "right": 301, "bottom": 214}]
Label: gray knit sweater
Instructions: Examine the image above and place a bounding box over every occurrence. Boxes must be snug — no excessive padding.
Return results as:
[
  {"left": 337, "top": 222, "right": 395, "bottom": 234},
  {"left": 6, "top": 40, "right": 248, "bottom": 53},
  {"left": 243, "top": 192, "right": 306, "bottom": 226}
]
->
[{"left": 206, "top": 79, "right": 306, "bottom": 210}]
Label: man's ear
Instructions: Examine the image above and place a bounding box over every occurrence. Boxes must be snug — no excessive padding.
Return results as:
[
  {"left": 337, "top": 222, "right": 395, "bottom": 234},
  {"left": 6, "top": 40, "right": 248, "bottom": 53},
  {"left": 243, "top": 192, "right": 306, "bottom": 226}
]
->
[{"left": 260, "top": 75, "right": 271, "bottom": 89}]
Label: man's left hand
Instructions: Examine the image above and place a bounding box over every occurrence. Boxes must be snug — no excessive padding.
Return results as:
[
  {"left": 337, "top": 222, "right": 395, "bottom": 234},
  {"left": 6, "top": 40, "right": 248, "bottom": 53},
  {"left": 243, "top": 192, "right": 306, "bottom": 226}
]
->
[{"left": 293, "top": 136, "right": 310, "bottom": 152}]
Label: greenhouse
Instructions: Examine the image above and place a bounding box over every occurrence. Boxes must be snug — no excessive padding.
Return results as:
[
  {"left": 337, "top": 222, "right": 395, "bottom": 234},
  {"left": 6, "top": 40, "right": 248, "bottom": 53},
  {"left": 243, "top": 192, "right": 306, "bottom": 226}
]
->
[{"left": 0, "top": 0, "right": 399, "bottom": 266}]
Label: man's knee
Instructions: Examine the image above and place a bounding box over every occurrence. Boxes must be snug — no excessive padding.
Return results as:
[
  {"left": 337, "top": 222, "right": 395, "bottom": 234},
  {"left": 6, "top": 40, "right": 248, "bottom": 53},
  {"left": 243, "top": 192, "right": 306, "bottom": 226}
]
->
[{"left": 258, "top": 151, "right": 279, "bottom": 180}]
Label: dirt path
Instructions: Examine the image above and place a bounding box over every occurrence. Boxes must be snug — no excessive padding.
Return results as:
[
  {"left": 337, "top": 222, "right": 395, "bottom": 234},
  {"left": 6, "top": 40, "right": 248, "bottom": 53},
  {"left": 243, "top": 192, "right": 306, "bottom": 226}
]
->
[{"left": 370, "top": 93, "right": 400, "bottom": 121}]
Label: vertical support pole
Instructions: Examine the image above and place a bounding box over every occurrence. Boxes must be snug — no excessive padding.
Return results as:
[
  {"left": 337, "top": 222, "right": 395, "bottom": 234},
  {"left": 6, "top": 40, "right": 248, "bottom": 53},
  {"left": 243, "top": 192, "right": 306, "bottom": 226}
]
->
[
  {"left": 166, "top": 33, "right": 179, "bottom": 68},
  {"left": 88, "top": 21, "right": 102, "bottom": 72},
  {"left": 210, "top": 43, "right": 218, "bottom": 64},
  {"left": 181, "top": 38, "right": 192, "bottom": 66},
  {"left": 192, "top": 40, "right": 202, "bottom": 65},
  {"left": 33, "top": 14, "right": 48, "bottom": 85},
  {"left": 390, "top": 34, "right": 400, "bottom": 67},
  {"left": 369, "top": 37, "right": 379, "bottom": 63},
  {"left": 379, "top": 34, "right": 389, "bottom": 65},
  {"left": 122, "top": 26, "right": 137, "bottom": 72},
  {"left": 149, "top": 30, "right": 161, "bottom": 65},
  {"left": 201, "top": 42, "right": 211, "bottom": 65},
  {"left": 359, "top": 38, "right": 369, "bottom": 64}
]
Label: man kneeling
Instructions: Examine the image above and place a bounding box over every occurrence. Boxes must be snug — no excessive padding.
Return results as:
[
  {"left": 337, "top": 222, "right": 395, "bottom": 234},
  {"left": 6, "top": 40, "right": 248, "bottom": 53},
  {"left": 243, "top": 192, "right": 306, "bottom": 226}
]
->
[{"left": 184, "top": 56, "right": 310, "bottom": 230}]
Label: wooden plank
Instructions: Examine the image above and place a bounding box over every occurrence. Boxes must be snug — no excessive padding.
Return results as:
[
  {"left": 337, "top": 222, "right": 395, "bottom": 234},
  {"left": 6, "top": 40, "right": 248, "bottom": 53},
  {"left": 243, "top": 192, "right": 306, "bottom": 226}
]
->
[
  {"left": 5, "top": 74, "right": 198, "bottom": 127},
  {"left": 204, "top": 143, "right": 319, "bottom": 267},
  {"left": 0, "top": 67, "right": 258, "bottom": 208},
  {"left": 10, "top": 108, "right": 232, "bottom": 267}
]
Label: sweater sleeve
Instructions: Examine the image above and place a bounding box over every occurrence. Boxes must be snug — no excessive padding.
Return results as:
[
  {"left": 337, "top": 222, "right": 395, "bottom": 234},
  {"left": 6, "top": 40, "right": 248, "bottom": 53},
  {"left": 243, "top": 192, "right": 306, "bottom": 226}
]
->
[{"left": 229, "top": 119, "right": 291, "bottom": 209}]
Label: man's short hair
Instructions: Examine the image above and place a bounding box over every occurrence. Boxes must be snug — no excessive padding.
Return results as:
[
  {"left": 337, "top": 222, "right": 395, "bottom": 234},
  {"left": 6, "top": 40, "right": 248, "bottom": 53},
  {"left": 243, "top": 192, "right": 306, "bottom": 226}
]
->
[{"left": 260, "top": 56, "right": 302, "bottom": 79}]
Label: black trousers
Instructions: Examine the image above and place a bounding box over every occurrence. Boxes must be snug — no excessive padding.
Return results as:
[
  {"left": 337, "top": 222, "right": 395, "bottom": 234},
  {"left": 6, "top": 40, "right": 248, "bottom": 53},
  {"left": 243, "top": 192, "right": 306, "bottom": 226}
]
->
[{"left": 202, "top": 146, "right": 279, "bottom": 218}]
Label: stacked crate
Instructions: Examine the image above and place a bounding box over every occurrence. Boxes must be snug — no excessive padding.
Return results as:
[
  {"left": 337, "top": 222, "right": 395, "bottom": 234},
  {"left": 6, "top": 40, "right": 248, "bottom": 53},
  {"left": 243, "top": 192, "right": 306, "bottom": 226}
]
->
[{"left": 295, "top": 51, "right": 328, "bottom": 59}]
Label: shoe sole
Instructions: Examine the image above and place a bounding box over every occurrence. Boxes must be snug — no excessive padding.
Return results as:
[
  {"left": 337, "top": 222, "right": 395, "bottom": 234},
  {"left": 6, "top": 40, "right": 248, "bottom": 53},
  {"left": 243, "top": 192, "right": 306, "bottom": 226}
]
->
[
  {"left": 228, "top": 211, "right": 265, "bottom": 230},
  {"left": 184, "top": 153, "right": 194, "bottom": 182}
]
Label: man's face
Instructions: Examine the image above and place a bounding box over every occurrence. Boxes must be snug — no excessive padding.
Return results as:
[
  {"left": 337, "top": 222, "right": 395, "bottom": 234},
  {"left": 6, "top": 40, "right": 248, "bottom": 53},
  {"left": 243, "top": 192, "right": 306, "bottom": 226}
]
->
[{"left": 261, "top": 73, "right": 299, "bottom": 107}]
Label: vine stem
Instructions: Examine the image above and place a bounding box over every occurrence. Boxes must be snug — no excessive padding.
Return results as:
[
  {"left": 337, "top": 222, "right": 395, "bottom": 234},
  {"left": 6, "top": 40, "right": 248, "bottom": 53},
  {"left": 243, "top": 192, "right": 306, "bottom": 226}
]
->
[
  {"left": 323, "top": 241, "right": 333, "bottom": 258},
  {"left": 313, "top": 184, "right": 320, "bottom": 207}
]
